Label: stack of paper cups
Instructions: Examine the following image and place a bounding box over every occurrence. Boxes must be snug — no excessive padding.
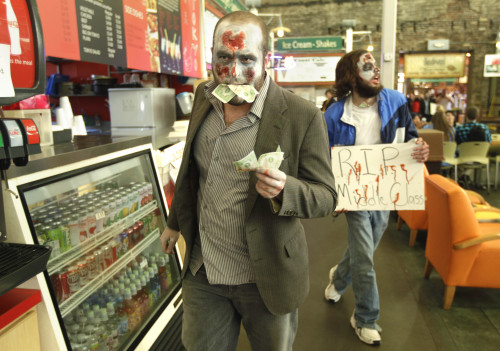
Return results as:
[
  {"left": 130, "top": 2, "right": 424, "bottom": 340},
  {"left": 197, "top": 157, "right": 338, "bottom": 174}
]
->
[
  {"left": 59, "top": 96, "right": 74, "bottom": 129},
  {"left": 73, "top": 115, "right": 87, "bottom": 136},
  {"left": 54, "top": 107, "right": 66, "bottom": 127}
]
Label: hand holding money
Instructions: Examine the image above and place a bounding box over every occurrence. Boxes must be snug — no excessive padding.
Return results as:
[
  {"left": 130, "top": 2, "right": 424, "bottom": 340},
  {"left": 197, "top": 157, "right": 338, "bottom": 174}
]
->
[
  {"left": 255, "top": 168, "right": 286, "bottom": 200},
  {"left": 234, "top": 146, "right": 284, "bottom": 172}
]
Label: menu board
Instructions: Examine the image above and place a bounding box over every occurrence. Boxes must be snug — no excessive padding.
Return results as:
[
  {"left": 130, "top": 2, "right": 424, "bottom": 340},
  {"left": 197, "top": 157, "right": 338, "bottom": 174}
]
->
[
  {"left": 76, "top": 0, "right": 126, "bottom": 67},
  {"left": 36, "top": 0, "right": 202, "bottom": 77},
  {"left": 37, "top": 0, "right": 80, "bottom": 61},
  {"left": 122, "top": 0, "right": 149, "bottom": 71}
]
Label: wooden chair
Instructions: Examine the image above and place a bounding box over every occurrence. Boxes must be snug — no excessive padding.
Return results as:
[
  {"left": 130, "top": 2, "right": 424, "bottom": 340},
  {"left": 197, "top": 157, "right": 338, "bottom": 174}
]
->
[
  {"left": 424, "top": 174, "right": 500, "bottom": 309},
  {"left": 456, "top": 141, "right": 490, "bottom": 191},
  {"left": 442, "top": 141, "right": 457, "bottom": 182}
]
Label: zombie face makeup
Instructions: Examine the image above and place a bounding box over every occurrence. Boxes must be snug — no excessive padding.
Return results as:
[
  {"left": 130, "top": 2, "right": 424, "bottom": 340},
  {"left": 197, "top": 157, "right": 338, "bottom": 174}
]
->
[
  {"left": 355, "top": 53, "right": 382, "bottom": 98},
  {"left": 357, "top": 53, "right": 380, "bottom": 84},
  {"left": 212, "top": 20, "right": 267, "bottom": 105}
]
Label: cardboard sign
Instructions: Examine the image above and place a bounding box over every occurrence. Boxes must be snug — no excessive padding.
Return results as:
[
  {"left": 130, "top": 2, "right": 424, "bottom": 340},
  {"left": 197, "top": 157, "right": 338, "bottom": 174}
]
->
[{"left": 332, "top": 142, "right": 425, "bottom": 211}]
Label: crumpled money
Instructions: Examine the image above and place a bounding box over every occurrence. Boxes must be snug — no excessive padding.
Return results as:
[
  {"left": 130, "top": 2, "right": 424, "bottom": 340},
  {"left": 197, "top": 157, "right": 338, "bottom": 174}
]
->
[
  {"left": 213, "top": 84, "right": 258, "bottom": 103},
  {"left": 234, "top": 146, "right": 284, "bottom": 172}
]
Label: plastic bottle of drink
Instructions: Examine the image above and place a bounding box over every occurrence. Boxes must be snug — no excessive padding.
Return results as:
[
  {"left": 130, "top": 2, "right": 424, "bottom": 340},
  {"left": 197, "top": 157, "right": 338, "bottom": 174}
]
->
[
  {"left": 148, "top": 266, "right": 161, "bottom": 303},
  {"left": 123, "top": 287, "right": 139, "bottom": 332},
  {"left": 138, "top": 276, "right": 150, "bottom": 317},
  {"left": 157, "top": 258, "right": 168, "bottom": 292},
  {"left": 94, "top": 314, "right": 108, "bottom": 351},
  {"left": 114, "top": 290, "right": 128, "bottom": 337},
  {"left": 105, "top": 303, "right": 120, "bottom": 350},
  {"left": 130, "top": 283, "right": 142, "bottom": 326},
  {"left": 164, "top": 255, "right": 174, "bottom": 287},
  {"left": 84, "top": 311, "right": 99, "bottom": 350},
  {"left": 143, "top": 270, "right": 154, "bottom": 309}
]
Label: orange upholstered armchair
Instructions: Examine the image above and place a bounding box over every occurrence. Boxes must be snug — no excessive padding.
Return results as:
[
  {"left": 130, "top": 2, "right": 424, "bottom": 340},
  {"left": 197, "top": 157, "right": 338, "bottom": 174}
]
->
[
  {"left": 424, "top": 174, "right": 500, "bottom": 310},
  {"left": 396, "top": 166, "right": 429, "bottom": 247},
  {"left": 397, "top": 167, "right": 490, "bottom": 247}
]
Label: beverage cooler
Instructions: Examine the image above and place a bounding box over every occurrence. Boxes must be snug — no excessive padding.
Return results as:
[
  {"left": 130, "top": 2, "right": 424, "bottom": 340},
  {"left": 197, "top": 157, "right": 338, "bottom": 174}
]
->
[{"left": 3, "top": 137, "right": 183, "bottom": 350}]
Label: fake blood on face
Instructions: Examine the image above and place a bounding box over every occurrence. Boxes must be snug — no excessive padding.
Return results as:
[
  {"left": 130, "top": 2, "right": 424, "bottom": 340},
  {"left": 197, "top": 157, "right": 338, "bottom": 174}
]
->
[
  {"left": 216, "top": 63, "right": 230, "bottom": 79},
  {"left": 222, "top": 30, "right": 246, "bottom": 52}
]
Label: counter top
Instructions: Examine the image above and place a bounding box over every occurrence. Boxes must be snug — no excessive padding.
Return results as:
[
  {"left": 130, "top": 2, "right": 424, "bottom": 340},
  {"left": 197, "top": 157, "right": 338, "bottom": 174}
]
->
[
  {"left": 0, "top": 289, "right": 41, "bottom": 330},
  {"left": 5, "top": 135, "right": 152, "bottom": 179}
]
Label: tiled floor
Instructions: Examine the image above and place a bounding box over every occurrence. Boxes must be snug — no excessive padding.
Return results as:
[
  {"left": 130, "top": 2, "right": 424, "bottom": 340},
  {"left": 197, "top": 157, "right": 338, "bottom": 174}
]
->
[{"left": 236, "top": 183, "right": 500, "bottom": 351}]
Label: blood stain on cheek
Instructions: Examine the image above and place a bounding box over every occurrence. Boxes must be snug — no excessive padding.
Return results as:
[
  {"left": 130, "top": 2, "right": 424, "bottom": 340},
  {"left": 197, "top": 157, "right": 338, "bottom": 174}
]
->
[
  {"left": 216, "top": 63, "right": 229, "bottom": 79},
  {"left": 245, "top": 69, "right": 255, "bottom": 82}
]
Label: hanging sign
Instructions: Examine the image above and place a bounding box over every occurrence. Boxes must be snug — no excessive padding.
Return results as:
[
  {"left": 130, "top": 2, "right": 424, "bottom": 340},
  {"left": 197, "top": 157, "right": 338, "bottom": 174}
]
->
[
  {"left": 484, "top": 54, "right": 500, "bottom": 77},
  {"left": 275, "top": 55, "right": 341, "bottom": 83},
  {"left": 276, "top": 36, "right": 343, "bottom": 52},
  {"left": 404, "top": 53, "right": 466, "bottom": 78},
  {"left": 331, "top": 142, "right": 425, "bottom": 211}
]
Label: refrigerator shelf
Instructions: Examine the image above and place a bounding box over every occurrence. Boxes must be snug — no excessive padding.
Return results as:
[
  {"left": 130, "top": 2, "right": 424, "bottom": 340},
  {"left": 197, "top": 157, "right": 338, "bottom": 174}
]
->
[
  {"left": 46, "top": 201, "right": 158, "bottom": 275},
  {"left": 59, "top": 228, "right": 160, "bottom": 317},
  {"left": 0, "top": 242, "right": 51, "bottom": 296}
]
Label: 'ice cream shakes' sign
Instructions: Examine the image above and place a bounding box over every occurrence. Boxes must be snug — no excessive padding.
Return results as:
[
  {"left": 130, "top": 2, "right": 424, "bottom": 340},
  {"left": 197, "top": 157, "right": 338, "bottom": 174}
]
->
[
  {"left": 332, "top": 141, "right": 425, "bottom": 211},
  {"left": 276, "top": 36, "right": 343, "bottom": 52}
]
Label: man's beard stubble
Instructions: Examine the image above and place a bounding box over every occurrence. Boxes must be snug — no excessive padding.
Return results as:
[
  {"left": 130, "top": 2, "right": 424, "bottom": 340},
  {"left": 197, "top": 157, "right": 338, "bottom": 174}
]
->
[{"left": 355, "top": 77, "right": 383, "bottom": 98}]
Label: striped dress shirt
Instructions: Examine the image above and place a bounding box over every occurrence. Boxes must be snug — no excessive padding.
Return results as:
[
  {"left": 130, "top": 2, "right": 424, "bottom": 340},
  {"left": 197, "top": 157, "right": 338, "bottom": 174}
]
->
[{"left": 188, "top": 75, "right": 271, "bottom": 285}]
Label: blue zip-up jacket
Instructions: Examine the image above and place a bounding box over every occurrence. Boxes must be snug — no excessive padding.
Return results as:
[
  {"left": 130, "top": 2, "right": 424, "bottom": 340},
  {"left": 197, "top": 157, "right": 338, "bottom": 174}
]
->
[{"left": 324, "top": 88, "right": 418, "bottom": 147}]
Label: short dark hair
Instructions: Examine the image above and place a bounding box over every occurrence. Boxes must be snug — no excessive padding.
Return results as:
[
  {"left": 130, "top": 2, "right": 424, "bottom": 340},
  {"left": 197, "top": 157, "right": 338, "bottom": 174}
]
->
[
  {"left": 213, "top": 11, "right": 270, "bottom": 54},
  {"left": 465, "top": 106, "right": 479, "bottom": 121},
  {"left": 334, "top": 49, "right": 368, "bottom": 100}
]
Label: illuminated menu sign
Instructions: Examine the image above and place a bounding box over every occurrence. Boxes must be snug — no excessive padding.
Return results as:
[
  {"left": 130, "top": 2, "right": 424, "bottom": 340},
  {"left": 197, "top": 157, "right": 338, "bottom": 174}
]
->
[
  {"left": 76, "top": 0, "right": 126, "bottom": 66},
  {"left": 36, "top": 0, "right": 202, "bottom": 77}
]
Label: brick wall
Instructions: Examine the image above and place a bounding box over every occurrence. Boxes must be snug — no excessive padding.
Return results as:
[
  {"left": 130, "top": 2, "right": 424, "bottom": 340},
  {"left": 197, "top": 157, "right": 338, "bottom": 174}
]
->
[{"left": 258, "top": 0, "right": 500, "bottom": 117}]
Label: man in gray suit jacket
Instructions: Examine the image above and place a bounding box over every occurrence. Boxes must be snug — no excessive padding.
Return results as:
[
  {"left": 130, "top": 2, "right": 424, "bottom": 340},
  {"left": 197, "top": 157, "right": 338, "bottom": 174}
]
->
[{"left": 160, "top": 11, "right": 337, "bottom": 351}]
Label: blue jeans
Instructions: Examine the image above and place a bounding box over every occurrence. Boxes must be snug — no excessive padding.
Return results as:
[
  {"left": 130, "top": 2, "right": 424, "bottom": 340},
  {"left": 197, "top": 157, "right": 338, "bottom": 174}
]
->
[
  {"left": 333, "top": 211, "right": 390, "bottom": 329},
  {"left": 182, "top": 266, "right": 298, "bottom": 351}
]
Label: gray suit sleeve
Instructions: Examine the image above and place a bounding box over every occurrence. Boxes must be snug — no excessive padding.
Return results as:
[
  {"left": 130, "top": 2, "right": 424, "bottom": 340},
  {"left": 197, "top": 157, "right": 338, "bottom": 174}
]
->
[{"left": 278, "top": 109, "right": 337, "bottom": 218}]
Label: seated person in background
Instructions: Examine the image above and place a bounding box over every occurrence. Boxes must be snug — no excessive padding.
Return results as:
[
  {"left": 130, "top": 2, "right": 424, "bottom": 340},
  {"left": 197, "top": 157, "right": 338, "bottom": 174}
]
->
[
  {"left": 423, "top": 106, "right": 455, "bottom": 141},
  {"left": 455, "top": 106, "right": 491, "bottom": 144},
  {"left": 411, "top": 112, "right": 423, "bottom": 129},
  {"left": 445, "top": 110, "right": 457, "bottom": 127}
]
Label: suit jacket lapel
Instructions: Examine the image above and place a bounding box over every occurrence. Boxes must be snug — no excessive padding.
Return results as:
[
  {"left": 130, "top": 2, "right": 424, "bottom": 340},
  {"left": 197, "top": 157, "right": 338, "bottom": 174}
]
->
[{"left": 245, "top": 80, "right": 288, "bottom": 220}]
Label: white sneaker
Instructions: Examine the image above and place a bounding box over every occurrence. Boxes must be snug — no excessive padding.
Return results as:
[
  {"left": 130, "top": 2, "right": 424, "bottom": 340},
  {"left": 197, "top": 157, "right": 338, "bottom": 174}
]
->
[
  {"left": 350, "top": 313, "right": 381, "bottom": 345},
  {"left": 324, "top": 265, "right": 342, "bottom": 303}
]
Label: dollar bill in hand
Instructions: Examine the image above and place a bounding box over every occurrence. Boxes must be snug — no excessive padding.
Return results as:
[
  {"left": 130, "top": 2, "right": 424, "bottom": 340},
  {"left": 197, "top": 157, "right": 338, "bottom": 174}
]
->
[
  {"left": 234, "top": 151, "right": 260, "bottom": 172},
  {"left": 258, "top": 152, "right": 284, "bottom": 170}
]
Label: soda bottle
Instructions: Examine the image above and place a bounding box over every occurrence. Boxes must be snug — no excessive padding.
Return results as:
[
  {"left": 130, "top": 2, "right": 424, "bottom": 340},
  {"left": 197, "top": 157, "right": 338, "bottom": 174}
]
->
[
  {"left": 157, "top": 258, "right": 168, "bottom": 292},
  {"left": 123, "top": 287, "right": 139, "bottom": 331},
  {"left": 114, "top": 291, "right": 128, "bottom": 337},
  {"left": 143, "top": 270, "right": 154, "bottom": 309},
  {"left": 130, "top": 283, "right": 142, "bottom": 326},
  {"left": 164, "top": 255, "right": 173, "bottom": 288},
  {"left": 148, "top": 266, "right": 161, "bottom": 303},
  {"left": 138, "top": 276, "right": 150, "bottom": 317}
]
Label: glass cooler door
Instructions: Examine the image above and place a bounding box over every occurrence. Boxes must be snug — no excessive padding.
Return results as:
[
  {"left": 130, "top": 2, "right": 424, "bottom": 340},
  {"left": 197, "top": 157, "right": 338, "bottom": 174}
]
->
[{"left": 16, "top": 150, "right": 181, "bottom": 351}]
